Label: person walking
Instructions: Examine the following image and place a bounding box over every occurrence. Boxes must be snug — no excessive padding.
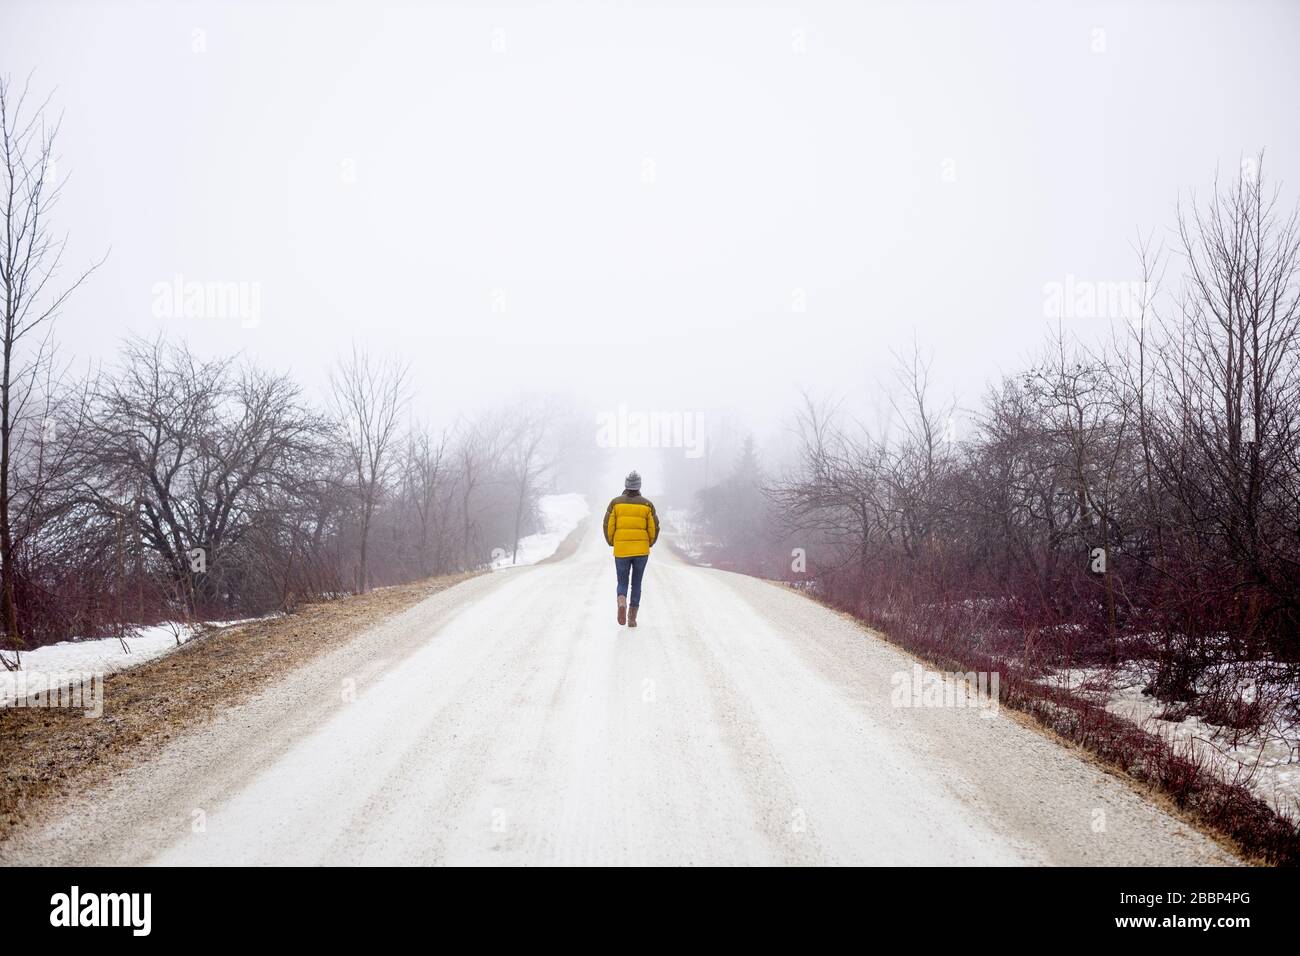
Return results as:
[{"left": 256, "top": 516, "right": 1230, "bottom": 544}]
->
[{"left": 602, "top": 470, "right": 659, "bottom": 627}]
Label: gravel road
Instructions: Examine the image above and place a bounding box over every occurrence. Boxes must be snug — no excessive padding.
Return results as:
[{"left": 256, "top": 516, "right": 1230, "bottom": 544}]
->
[{"left": 1, "top": 518, "right": 1235, "bottom": 865}]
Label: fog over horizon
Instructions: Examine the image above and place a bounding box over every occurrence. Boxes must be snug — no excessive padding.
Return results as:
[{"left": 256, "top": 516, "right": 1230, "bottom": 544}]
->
[{"left": 3, "top": 0, "right": 1298, "bottom": 477}]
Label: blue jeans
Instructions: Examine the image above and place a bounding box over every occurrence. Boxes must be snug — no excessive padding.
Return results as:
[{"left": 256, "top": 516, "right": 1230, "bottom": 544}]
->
[{"left": 615, "top": 555, "right": 649, "bottom": 607}]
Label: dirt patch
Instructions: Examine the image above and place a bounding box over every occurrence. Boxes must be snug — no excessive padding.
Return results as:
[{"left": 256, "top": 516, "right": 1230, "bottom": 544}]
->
[{"left": 0, "top": 571, "right": 478, "bottom": 844}]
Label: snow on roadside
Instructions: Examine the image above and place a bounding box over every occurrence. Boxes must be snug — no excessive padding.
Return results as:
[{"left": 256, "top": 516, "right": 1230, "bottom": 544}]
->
[
  {"left": 1042, "top": 665, "right": 1300, "bottom": 820},
  {"left": 490, "top": 493, "right": 589, "bottom": 569},
  {"left": 0, "top": 619, "right": 258, "bottom": 706},
  {"left": 661, "top": 506, "right": 708, "bottom": 563}
]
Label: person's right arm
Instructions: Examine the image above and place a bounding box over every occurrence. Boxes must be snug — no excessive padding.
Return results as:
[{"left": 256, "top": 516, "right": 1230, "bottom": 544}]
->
[{"left": 603, "top": 499, "right": 616, "bottom": 545}]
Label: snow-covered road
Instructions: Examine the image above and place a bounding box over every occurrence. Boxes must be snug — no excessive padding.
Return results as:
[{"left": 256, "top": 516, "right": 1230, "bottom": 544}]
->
[{"left": 4, "top": 516, "right": 1234, "bottom": 865}]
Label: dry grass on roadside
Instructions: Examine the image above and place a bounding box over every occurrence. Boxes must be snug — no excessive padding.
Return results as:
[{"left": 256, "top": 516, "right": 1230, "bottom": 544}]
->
[{"left": 0, "top": 571, "right": 479, "bottom": 844}]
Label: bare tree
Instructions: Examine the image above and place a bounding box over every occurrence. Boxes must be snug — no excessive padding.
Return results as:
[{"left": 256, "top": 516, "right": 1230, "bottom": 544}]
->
[
  {"left": 504, "top": 403, "right": 553, "bottom": 565},
  {"left": 401, "top": 422, "right": 451, "bottom": 576},
  {"left": 1153, "top": 156, "right": 1300, "bottom": 652},
  {"left": 0, "top": 76, "right": 101, "bottom": 666},
  {"left": 80, "top": 338, "right": 326, "bottom": 615},
  {"left": 329, "top": 344, "right": 410, "bottom": 593},
  {"left": 449, "top": 414, "right": 506, "bottom": 568}
]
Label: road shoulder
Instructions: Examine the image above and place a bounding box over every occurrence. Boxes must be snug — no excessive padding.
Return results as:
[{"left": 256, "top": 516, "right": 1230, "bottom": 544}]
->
[{"left": 0, "top": 571, "right": 479, "bottom": 853}]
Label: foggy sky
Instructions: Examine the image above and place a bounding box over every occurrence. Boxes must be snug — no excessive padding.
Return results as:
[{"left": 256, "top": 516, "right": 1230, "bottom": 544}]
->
[{"left": 3, "top": 0, "right": 1297, "bottom": 444}]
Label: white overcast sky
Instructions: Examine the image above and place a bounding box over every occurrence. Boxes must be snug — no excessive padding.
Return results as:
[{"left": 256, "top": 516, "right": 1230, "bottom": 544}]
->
[{"left": 2, "top": 0, "right": 1297, "bottom": 431}]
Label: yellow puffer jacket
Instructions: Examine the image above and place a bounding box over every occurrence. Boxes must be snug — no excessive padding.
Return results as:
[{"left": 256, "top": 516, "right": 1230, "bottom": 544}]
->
[{"left": 603, "top": 493, "right": 660, "bottom": 557}]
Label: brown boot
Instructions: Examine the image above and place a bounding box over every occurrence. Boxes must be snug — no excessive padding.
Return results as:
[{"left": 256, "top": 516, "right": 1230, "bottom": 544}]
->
[
  {"left": 627, "top": 605, "right": 638, "bottom": 628},
  {"left": 617, "top": 594, "right": 627, "bottom": 625}
]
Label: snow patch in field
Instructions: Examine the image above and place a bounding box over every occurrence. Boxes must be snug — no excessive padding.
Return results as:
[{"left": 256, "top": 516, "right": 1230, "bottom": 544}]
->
[
  {"left": 1043, "top": 665, "right": 1300, "bottom": 820},
  {"left": 491, "top": 493, "right": 589, "bottom": 569},
  {"left": 0, "top": 619, "right": 258, "bottom": 706}
]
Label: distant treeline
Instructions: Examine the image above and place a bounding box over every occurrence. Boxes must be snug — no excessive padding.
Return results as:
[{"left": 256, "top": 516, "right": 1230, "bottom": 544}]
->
[{"left": 2, "top": 335, "right": 565, "bottom": 657}]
